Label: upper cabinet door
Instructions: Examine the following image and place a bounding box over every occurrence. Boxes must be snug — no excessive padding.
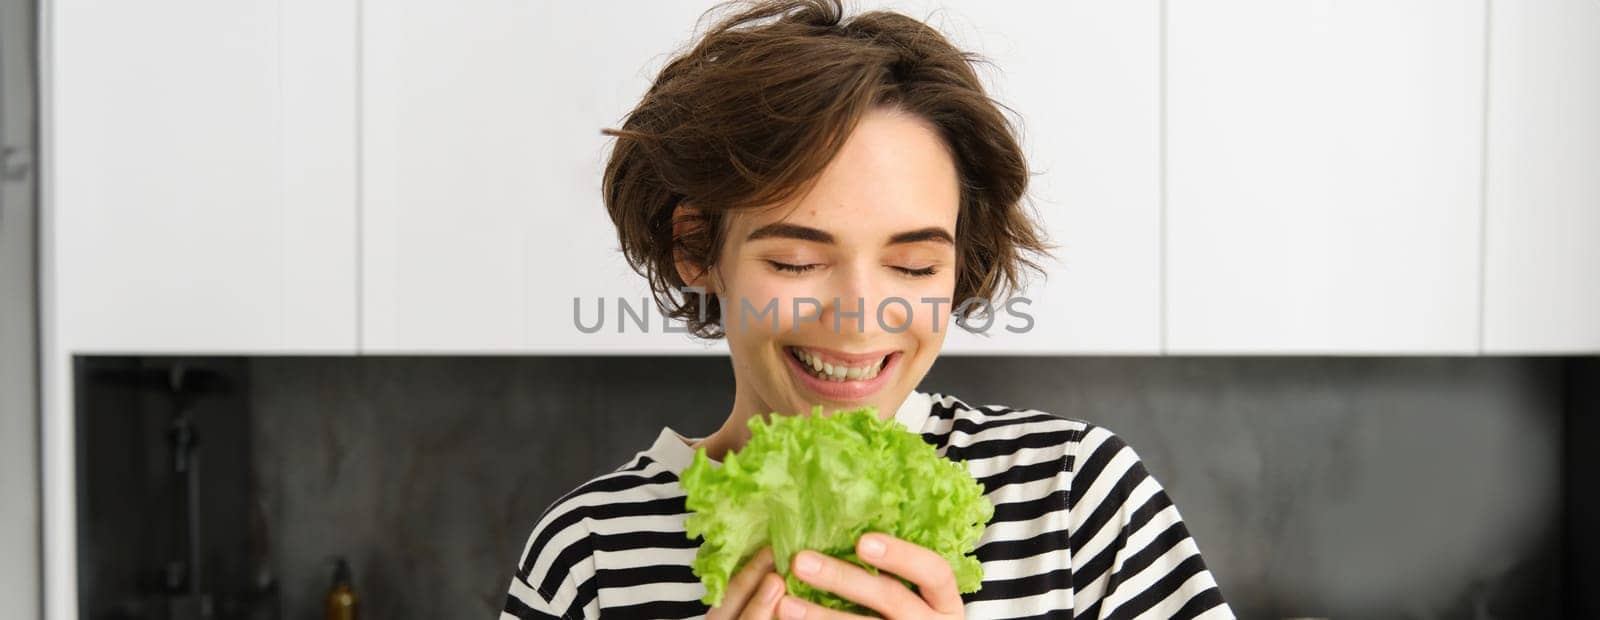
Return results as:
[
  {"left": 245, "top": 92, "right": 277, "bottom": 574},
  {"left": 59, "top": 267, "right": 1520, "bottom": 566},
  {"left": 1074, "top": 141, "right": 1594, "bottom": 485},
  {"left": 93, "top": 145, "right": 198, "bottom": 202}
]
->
[
  {"left": 51, "top": 0, "right": 359, "bottom": 354},
  {"left": 360, "top": 0, "right": 1163, "bottom": 354},
  {"left": 360, "top": 1, "right": 729, "bottom": 354},
  {"left": 1164, "top": 1, "right": 1487, "bottom": 354},
  {"left": 933, "top": 0, "right": 1164, "bottom": 354},
  {"left": 1481, "top": 0, "right": 1600, "bottom": 354}
]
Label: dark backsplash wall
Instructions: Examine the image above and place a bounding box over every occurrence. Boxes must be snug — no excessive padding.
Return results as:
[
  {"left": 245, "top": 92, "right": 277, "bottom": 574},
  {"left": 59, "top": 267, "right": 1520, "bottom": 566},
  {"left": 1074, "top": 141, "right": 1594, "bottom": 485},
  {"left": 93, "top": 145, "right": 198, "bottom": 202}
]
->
[
  {"left": 247, "top": 356, "right": 1576, "bottom": 620},
  {"left": 1566, "top": 356, "right": 1600, "bottom": 619},
  {"left": 79, "top": 356, "right": 1592, "bottom": 619}
]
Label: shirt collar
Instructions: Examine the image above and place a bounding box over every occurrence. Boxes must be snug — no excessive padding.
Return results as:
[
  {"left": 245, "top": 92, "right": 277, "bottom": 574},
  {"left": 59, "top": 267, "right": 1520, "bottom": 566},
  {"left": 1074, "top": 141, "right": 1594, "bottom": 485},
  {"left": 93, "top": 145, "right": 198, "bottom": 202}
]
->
[{"left": 649, "top": 389, "right": 935, "bottom": 475}]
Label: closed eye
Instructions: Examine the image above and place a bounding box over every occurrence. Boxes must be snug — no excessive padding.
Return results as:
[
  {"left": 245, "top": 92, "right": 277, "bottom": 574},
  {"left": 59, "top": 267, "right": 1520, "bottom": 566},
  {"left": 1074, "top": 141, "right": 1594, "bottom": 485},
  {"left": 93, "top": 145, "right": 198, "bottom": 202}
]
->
[
  {"left": 893, "top": 265, "right": 938, "bottom": 277},
  {"left": 765, "top": 260, "right": 820, "bottom": 274}
]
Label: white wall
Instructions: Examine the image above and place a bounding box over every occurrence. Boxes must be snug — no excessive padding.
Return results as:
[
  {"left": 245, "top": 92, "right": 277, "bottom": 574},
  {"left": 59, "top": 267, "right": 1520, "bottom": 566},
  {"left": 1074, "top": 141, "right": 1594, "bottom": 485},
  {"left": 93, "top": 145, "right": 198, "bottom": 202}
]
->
[{"left": 0, "top": 0, "right": 41, "bottom": 617}]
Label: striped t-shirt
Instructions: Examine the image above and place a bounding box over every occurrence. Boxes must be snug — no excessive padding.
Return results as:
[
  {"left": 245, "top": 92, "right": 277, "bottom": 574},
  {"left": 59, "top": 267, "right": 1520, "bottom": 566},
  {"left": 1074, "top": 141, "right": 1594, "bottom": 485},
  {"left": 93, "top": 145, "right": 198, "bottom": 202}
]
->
[{"left": 502, "top": 390, "right": 1234, "bottom": 619}]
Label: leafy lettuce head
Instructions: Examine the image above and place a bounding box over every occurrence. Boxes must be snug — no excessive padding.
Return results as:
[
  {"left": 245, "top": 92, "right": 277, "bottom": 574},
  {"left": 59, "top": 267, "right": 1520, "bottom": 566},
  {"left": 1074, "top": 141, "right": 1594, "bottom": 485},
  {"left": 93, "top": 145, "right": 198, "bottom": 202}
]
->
[{"left": 680, "top": 405, "right": 994, "bottom": 613}]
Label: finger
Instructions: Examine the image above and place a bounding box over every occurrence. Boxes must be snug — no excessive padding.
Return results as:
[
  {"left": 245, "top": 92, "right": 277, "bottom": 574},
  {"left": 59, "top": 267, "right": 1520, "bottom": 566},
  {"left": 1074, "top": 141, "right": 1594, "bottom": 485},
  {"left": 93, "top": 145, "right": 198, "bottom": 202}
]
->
[
  {"left": 856, "top": 533, "right": 964, "bottom": 614},
  {"left": 787, "top": 550, "right": 922, "bottom": 617},
  {"left": 736, "top": 573, "right": 786, "bottom": 620},
  {"left": 775, "top": 594, "right": 875, "bottom": 620},
  {"left": 709, "top": 547, "right": 776, "bottom": 619}
]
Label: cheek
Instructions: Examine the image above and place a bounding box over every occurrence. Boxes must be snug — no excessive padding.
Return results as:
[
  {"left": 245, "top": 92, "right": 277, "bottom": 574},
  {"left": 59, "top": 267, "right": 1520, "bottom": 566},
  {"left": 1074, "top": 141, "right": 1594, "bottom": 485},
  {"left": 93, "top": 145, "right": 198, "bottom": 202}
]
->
[
  {"left": 890, "top": 274, "right": 957, "bottom": 340},
  {"left": 718, "top": 267, "right": 814, "bottom": 338},
  {"left": 726, "top": 266, "right": 825, "bottom": 333}
]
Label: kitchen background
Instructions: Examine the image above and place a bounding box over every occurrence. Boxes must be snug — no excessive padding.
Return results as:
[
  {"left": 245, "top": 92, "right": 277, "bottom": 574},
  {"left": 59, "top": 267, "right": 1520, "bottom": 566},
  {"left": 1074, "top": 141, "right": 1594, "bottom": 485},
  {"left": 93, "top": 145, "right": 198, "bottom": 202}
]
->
[
  {"left": 5, "top": 0, "right": 1600, "bottom": 619},
  {"left": 67, "top": 355, "right": 1599, "bottom": 619}
]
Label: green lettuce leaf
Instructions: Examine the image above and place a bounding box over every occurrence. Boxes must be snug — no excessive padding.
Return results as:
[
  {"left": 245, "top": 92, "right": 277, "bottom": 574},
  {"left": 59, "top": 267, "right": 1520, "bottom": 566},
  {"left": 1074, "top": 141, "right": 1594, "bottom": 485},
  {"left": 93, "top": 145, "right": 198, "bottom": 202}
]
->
[{"left": 680, "top": 405, "right": 994, "bottom": 614}]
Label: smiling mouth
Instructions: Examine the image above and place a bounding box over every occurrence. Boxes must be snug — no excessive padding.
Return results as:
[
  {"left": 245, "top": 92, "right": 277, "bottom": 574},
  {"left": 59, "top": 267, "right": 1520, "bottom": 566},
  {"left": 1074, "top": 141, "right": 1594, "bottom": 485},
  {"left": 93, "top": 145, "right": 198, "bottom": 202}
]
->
[{"left": 785, "top": 346, "right": 890, "bottom": 382}]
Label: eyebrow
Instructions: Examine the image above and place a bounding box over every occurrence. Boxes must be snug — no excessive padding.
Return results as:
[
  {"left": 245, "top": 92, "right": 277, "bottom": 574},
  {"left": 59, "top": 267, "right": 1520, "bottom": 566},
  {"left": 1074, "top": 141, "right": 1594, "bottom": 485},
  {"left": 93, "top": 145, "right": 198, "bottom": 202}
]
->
[
  {"left": 887, "top": 227, "right": 955, "bottom": 245},
  {"left": 745, "top": 223, "right": 954, "bottom": 246}
]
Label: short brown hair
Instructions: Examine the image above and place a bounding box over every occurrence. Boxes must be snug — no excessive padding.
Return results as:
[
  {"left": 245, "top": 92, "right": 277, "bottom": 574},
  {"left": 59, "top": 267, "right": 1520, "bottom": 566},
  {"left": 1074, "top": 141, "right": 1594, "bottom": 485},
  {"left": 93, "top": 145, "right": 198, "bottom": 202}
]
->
[{"left": 601, "top": 0, "right": 1050, "bottom": 339}]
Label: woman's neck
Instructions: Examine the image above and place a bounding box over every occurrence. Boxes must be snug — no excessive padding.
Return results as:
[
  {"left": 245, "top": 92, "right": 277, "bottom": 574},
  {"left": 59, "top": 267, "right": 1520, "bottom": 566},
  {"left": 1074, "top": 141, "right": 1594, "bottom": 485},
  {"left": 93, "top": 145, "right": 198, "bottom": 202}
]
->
[{"left": 689, "top": 382, "right": 769, "bottom": 462}]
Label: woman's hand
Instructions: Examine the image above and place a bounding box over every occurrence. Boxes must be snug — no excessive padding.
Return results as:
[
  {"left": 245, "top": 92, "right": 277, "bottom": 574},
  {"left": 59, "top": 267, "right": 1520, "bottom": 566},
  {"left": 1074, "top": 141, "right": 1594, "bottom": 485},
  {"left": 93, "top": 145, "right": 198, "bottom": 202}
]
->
[
  {"left": 777, "top": 533, "right": 966, "bottom": 620},
  {"left": 707, "top": 547, "right": 787, "bottom": 620}
]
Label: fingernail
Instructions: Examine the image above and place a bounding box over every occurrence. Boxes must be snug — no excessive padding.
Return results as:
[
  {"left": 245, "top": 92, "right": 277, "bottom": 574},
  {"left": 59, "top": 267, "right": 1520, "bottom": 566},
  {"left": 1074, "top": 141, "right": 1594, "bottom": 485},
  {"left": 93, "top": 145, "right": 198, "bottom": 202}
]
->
[
  {"left": 859, "top": 535, "right": 885, "bottom": 559},
  {"left": 761, "top": 578, "right": 782, "bottom": 604},
  {"left": 779, "top": 596, "right": 806, "bottom": 620},
  {"left": 792, "top": 552, "right": 820, "bottom": 576}
]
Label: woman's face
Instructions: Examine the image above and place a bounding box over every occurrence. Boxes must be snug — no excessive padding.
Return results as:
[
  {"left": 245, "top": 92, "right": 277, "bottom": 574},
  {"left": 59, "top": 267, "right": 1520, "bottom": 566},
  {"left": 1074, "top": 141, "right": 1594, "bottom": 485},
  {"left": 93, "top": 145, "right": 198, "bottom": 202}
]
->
[{"left": 709, "top": 107, "right": 961, "bottom": 420}]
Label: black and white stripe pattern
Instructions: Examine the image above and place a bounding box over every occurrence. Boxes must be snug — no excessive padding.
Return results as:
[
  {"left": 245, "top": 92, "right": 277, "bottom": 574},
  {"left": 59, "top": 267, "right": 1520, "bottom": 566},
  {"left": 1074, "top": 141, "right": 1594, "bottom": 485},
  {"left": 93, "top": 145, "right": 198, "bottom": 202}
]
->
[{"left": 502, "top": 392, "right": 1233, "bottom": 619}]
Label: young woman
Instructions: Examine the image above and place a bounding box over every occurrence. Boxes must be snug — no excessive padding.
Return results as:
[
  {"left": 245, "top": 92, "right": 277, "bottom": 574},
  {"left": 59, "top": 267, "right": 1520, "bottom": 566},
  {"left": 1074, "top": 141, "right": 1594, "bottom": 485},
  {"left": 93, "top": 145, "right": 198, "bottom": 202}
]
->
[{"left": 503, "top": 1, "right": 1233, "bottom": 618}]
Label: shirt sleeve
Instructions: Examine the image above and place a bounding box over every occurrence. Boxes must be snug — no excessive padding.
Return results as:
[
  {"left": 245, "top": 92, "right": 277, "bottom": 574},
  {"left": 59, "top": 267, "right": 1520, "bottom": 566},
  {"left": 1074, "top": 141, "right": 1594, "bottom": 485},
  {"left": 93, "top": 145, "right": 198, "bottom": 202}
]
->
[
  {"left": 1066, "top": 424, "right": 1234, "bottom": 620},
  {"left": 501, "top": 503, "right": 601, "bottom": 620}
]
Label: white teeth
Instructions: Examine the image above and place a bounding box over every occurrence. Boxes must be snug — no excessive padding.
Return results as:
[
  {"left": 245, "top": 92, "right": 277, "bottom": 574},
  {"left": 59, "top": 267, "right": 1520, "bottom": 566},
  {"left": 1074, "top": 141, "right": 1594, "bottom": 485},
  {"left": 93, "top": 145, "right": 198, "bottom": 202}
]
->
[{"left": 791, "top": 347, "right": 887, "bottom": 382}]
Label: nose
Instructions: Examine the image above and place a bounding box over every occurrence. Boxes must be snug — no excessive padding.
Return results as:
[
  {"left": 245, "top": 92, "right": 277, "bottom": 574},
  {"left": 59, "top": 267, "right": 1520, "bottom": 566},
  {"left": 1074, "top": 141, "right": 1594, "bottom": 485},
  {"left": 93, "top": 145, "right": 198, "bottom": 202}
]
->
[{"left": 818, "top": 261, "right": 906, "bottom": 336}]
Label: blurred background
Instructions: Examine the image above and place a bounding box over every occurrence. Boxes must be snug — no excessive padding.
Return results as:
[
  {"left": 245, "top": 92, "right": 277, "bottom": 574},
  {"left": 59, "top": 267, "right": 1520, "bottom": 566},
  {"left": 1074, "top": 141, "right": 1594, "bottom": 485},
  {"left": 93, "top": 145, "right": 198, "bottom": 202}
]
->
[{"left": 3, "top": 0, "right": 1598, "bottom": 618}]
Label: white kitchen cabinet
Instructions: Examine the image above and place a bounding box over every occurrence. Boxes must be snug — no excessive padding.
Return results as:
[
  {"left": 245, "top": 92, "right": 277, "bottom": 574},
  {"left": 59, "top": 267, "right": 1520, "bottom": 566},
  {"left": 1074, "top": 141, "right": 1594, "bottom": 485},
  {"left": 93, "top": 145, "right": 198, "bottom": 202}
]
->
[
  {"left": 48, "top": 0, "right": 1598, "bottom": 357},
  {"left": 361, "top": 0, "right": 1162, "bottom": 354},
  {"left": 360, "top": 0, "right": 727, "bottom": 354},
  {"left": 51, "top": 0, "right": 359, "bottom": 354},
  {"left": 1164, "top": 0, "right": 1488, "bottom": 354},
  {"left": 932, "top": 0, "right": 1163, "bottom": 354},
  {"left": 1481, "top": 0, "right": 1600, "bottom": 354}
]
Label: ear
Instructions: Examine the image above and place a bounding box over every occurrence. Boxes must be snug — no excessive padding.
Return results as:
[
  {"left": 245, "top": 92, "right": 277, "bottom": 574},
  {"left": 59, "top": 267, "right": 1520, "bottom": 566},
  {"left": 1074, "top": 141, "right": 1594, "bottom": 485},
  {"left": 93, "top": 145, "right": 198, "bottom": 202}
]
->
[{"left": 671, "top": 200, "right": 717, "bottom": 295}]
